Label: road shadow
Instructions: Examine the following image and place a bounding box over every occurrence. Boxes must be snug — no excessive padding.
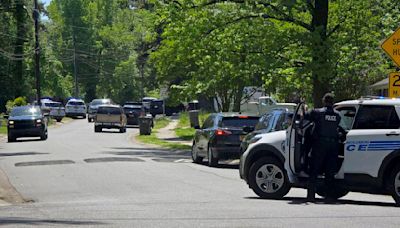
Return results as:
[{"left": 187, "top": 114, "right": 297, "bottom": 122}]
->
[
  {"left": 0, "top": 152, "right": 48, "bottom": 157},
  {"left": 244, "top": 196, "right": 397, "bottom": 207},
  {"left": 0, "top": 217, "right": 105, "bottom": 226}
]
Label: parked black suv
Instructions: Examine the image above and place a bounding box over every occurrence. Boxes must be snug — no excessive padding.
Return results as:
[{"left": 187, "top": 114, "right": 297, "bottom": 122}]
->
[
  {"left": 191, "top": 113, "right": 259, "bottom": 167},
  {"left": 6, "top": 105, "right": 48, "bottom": 142}
]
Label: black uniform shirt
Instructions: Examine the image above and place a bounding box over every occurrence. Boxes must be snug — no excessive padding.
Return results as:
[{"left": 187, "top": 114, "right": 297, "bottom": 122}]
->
[{"left": 309, "top": 106, "right": 341, "bottom": 140}]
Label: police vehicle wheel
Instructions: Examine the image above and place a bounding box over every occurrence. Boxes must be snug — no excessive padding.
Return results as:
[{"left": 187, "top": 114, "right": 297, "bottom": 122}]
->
[
  {"left": 248, "top": 157, "right": 290, "bottom": 199},
  {"left": 207, "top": 146, "right": 218, "bottom": 167},
  {"left": 191, "top": 142, "right": 203, "bottom": 164},
  {"left": 316, "top": 186, "right": 349, "bottom": 200},
  {"left": 389, "top": 165, "right": 400, "bottom": 206}
]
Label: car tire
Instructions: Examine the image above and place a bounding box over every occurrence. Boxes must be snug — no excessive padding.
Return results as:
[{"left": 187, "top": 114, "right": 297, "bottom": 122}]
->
[
  {"left": 40, "top": 130, "right": 48, "bottom": 140},
  {"left": 94, "top": 126, "right": 101, "bottom": 132},
  {"left": 388, "top": 165, "right": 400, "bottom": 207},
  {"left": 7, "top": 134, "right": 16, "bottom": 143},
  {"left": 56, "top": 118, "right": 62, "bottom": 122},
  {"left": 248, "top": 156, "right": 291, "bottom": 199},
  {"left": 191, "top": 142, "right": 203, "bottom": 164},
  {"left": 316, "top": 186, "right": 349, "bottom": 200},
  {"left": 207, "top": 146, "right": 218, "bottom": 167}
]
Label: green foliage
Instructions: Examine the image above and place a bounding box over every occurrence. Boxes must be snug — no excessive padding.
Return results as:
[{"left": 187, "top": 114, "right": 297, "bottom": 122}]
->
[{"left": 6, "top": 96, "right": 27, "bottom": 113}]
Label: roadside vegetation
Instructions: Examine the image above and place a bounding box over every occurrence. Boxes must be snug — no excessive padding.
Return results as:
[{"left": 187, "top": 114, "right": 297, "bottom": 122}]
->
[
  {"left": 0, "top": 114, "right": 6, "bottom": 135},
  {"left": 175, "top": 112, "right": 210, "bottom": 141},
  {"left": 136, "top": 117, "right": 191, "bottom": 150}
]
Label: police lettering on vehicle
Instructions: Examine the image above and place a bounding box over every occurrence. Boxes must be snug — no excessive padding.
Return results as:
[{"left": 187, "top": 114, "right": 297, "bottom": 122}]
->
[
  {"left": 346, "top": 141, "right": 400, "bottom": 152},
  {"left": 325, "top": 115, "right": 337, "bottom": 121}
]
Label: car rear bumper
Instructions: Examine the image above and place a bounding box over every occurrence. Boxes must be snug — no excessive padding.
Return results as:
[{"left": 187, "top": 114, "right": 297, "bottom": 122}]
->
[
  {"left": 66, "top": 112, "right": 86, "bottom": 117},
  {"left": 95, "top": 122, "right": 123, "bottom": 128},
  {"left": 211, "top": 145, "right": 241, "bottom": 159}
]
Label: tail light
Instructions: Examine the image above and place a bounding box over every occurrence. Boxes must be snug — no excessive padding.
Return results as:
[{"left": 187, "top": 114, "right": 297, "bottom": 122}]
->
[
  {"left": 215, "top": 129, "right": 232, "bottom": 136},
  {"left": 238, "top": 115, "right": 249, "bottom": 119}
]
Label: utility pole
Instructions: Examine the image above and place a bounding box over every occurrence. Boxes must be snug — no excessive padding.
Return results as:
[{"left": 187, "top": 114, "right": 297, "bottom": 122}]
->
[
  {"left": 73, "top": 35, "right": 79, "bottom": 97},
  {"left": 34, "top": 0, "right": 41, "bottom": 105}
]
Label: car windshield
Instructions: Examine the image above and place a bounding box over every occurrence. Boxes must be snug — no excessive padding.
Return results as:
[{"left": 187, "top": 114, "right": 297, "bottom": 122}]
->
[
  {"left": 98, "top": 107, "right": 121, "bottom": 114},
  {"left": 68, "top": 101, "right": 85, "bottom": 106},
  {"left": 221, "top": 116, "right": 259, "bottom": 128},
  {"left": 11, "top": 107, "right": 41, "bottom": 117},
  {"left": 91, "top": 100, "right": 110, "bottom": 106}
]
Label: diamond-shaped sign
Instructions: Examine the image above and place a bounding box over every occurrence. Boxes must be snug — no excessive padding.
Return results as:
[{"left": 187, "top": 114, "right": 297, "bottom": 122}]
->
[{"left": 381, "top": 27, "right": 400, "bottom": 67}]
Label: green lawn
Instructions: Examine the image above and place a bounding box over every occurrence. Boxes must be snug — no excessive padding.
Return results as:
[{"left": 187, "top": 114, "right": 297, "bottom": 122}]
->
[
  {"left": 136, "top": 117, "right": 192, "bottom": 150},
  {"left": 0, "top": 114, "right": 7, "bottom": 135},
  {"left": 174, "top": 112, "right": 210, "bottom": 141}
]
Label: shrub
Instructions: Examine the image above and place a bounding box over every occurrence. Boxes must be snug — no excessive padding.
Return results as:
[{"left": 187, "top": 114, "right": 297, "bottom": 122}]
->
[{"left": 6, "top": 97, "right": 27, "bottom": 113}]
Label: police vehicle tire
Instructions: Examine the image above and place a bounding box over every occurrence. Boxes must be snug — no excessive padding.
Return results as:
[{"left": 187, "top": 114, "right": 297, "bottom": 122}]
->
[
  {"left": 208, "top": 146, "right": 218, "bottom": 167},
  {"left": 389, "top": 165, "right": 400, "bottom": 206},
  {"left": 191, "top": 142, "right": 203, "bottom": 164},
  {"left": 316, "top": 187, "right": 349, "bottom": 200},
  {"left": 248, "top": 156, "right": 290, "bottom": 199}
]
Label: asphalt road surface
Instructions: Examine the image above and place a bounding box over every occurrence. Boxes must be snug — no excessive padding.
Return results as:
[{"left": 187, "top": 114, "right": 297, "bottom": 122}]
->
[{"left": 0, "top": 119, "right": 399, "bottom": 227}]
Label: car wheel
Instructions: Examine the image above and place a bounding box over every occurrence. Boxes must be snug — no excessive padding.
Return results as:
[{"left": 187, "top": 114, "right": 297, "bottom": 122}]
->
[
  {"left": 40, "top": 130, "right": 48, "bottom": 140},
  {"left": 316, "top": 186, "right": 349, "bottom": 200},
  {"left": 191, "top": 142, "right": 203, "bottom": 164},
  {"left": 7, "top": 134, "right": 16, "bottom": 143},
  {"left": 119, "top": 127, "right": 125, "bottom": 133},
  {"left": 248, "top": 157, "right": 290, "bottom": 199},
  {"left": 94, "top": 126, "right": 101, "bottom": 132},
  {"left": 389, "top": 165, "right": 400, "bottom": 206},
  {"left": 207, "top": 146, "right": 218, "bottom": 167},
  {"left": 56, "top": 118, "right": 62, "bottom": 122}
]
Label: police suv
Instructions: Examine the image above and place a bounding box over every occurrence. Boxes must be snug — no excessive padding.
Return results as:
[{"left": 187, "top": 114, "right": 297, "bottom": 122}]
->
[{"left": 240, "top": 98, "right": 400, "bottom": 206}]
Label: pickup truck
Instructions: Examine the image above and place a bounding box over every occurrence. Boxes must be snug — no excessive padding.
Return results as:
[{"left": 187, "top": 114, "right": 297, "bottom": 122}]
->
[
  {"left": 240, "top": 96, "right": 296, "bottom": 115},
  {"left": 94, "top": 105, "right": 127, "bottom": 133}
]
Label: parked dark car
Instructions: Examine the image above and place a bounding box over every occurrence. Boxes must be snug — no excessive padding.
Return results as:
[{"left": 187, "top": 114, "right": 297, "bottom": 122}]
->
[
  {"left": 191, "top": 113, "right": 259, "bottom": 167},
  {"left": 240, "top": 109, "right": 293, "bottom": 153},
  {"left": 123, "top": 104, "right": 145, "bottom": 125},
  {"left": 6, "top": 105, "right": 48, "bottom": 142},
  {"left": 150, "top": 99, "right": 164, "bottom": 117}
]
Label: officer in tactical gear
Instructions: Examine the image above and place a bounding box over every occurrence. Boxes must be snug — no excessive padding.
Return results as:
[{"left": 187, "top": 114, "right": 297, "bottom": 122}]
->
[{"left": 306, "top": 93, "right": 342, "bottom": 202}]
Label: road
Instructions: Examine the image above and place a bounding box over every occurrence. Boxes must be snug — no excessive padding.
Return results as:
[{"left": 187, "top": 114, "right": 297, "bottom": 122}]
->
[{"left": 0, "top": 119, "right": 399, "bottom": 227}]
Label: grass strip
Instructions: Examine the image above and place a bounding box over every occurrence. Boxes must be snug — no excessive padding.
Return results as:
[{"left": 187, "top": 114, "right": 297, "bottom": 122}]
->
[
  {"left": 136, "top": 117, "right": 191, "bottom": 150},
  {"left": 174, "top": 112, "right": 210, "bottom": 141}
]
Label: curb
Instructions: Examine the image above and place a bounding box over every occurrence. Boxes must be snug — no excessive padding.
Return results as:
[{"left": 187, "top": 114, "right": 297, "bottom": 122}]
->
[{"left": 0, "top": 167, "right": 27, "bottom": 206}]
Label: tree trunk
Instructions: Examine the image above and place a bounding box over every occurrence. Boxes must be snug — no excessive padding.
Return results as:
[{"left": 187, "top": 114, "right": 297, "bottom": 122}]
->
[
  {"left": 311, "top": 0, "right": 330, "bottom": 108},
  {"left": 233, "top": 85, "right": 244, "bottom": 112}
]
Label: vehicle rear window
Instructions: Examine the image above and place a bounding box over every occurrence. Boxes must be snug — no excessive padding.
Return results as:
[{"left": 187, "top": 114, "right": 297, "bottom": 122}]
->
[
  {"left": 68, "top": 101, "right": 85, "bottom": 106},
  {"left": 221, "top": 116, "right": 259, "bottom": 128},
  {"left": 45, "top": 103, "right": 62, "bottom": 107},
  {"left": 92, "top": 100, "right": 110, "bottom": 105},
  {"left": 98, "top": 107, "right": 121, "bottom": 114}
]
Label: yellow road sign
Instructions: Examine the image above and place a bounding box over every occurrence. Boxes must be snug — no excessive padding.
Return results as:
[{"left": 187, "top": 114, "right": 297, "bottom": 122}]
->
[
  {"left": 389, "top": 72, "right": 400, "bottom": 98},
  {"left": 381, "top": 27, "right": 400, "bottom": 67}
]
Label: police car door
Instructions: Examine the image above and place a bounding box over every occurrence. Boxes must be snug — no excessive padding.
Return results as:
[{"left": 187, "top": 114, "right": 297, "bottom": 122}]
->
[
  {"left": 343, "top": 105, "right": 400, "bottom": 178},
  {"left": 288, "top": 102, "right": 310, "bottom": 174}
]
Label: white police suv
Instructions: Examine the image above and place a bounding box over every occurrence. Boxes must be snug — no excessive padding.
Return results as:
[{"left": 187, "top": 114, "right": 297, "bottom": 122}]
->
[{"left": 240, "top": 97, "right": 400, "bottom": 206}]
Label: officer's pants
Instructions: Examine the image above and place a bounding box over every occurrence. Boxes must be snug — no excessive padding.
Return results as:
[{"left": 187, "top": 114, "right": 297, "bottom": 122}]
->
[{"left": 308, "top": 140, "right": 338, "bottom": 195}]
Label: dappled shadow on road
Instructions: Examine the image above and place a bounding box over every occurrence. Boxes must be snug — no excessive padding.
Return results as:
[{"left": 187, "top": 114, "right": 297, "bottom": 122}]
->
[
  {"left": 0, "top": 217, "right": 106, "bottom": 226},
  {"left": 244, "top": 196, "right": 397, "bottom": 207},
  {"left": 0, "top": 152, "right": 48, "bottom": 157}
]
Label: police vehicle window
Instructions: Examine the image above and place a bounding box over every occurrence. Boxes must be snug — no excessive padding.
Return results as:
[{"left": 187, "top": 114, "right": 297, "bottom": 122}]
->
[
  {"left": 353, "top": 105, "right": 400, "bottom": 129},
  {"left": 336, "top": 107, "right": 356, "bottom": 130},
  {"left": 275, "top": 112, "right": 289, "bottom": 130},
  {"left": 255, "top": 113, "right": 272, "bottom": 130}
]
